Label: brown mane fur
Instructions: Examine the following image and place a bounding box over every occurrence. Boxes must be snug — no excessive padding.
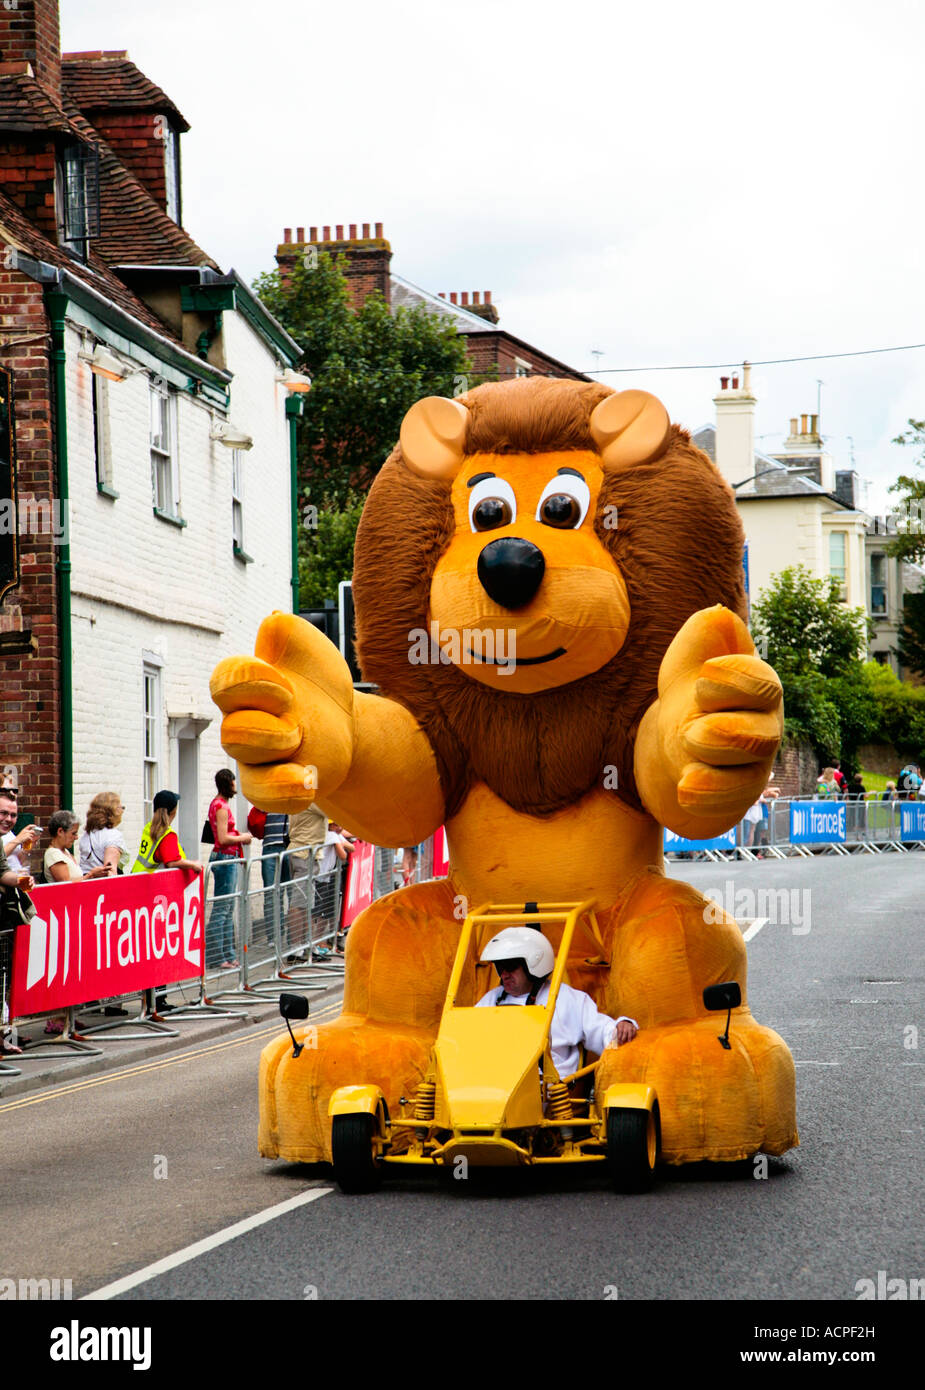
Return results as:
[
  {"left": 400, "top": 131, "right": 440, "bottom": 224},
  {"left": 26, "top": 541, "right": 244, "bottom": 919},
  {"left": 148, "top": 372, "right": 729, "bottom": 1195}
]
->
[{"left": 352, "top": 378, "right": 746, "bottom": 819}]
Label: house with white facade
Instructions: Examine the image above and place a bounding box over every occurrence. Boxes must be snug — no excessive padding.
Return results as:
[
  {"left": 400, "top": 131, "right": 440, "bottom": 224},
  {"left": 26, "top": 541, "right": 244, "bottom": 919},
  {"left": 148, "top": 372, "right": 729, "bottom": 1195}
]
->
[
  {"left": 693, "top": 367, "right": 922, "bottom": 677},
  {"left": 0, "top": 2, "right": 305, "bottom": 855}
]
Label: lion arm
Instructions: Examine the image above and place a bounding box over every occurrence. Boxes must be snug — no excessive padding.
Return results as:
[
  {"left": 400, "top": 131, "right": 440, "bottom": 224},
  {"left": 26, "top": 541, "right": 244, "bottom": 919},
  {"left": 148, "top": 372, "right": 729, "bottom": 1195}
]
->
[{"left": 318, "top": 691, "right": 445, "bottom": 848}]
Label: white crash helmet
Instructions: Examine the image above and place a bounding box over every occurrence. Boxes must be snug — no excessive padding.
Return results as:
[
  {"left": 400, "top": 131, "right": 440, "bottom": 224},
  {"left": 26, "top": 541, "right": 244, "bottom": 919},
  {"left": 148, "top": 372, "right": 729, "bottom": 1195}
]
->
[{"left": 481, "top": 927, "right": 555, "bottom": 980}]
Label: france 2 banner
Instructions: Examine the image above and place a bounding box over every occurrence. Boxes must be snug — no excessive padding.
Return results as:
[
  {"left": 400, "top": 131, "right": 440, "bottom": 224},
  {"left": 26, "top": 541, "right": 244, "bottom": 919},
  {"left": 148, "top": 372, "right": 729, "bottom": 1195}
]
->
[
  {"left": 342, "top": 840, "right": 376, "bottom": 928},
  {"left": 790, "top": 800, "right": 846, "bottom": 844},
  {"left": 664, "top": 828, "right": 736, "bottom": 852},
  {"left": 10, "top": 869, "right": 203, "bottom": 1016}
]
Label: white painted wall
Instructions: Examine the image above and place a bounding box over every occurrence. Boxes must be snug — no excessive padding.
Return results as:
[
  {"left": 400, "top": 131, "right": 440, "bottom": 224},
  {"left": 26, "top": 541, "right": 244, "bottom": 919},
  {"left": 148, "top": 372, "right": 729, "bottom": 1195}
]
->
[{"left": 65, "top": 313, "right": 293, "bottom": 859}]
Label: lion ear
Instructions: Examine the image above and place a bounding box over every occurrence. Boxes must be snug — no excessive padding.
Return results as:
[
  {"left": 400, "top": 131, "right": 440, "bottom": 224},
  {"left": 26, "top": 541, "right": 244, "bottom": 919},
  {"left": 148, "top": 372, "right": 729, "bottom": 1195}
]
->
[
  {"left": 399, "top": 396, "right": 469, "bottom": 480},
  {"left": 589, "top": 389, "right": 671, "bottom": 470}
]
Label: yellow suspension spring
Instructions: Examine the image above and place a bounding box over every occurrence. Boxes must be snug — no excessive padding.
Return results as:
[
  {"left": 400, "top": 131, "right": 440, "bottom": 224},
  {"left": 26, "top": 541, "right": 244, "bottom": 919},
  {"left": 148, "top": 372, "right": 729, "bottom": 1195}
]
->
[
  {"left": 413, "top": 1080, "right": 436, "bottom": 1121},
  {"left": 546, "top": 1082, "right": 573, "bottom": 1122}
]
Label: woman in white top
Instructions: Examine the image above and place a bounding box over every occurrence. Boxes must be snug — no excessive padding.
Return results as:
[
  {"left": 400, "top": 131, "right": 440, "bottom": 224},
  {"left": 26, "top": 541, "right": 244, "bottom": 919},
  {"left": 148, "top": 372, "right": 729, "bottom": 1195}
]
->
[
  {"left": 78, "top": 791, "right": 127, "bottom": 876},
  {"left": 45, "top": 810, "right": 112, "bottom": 884}
]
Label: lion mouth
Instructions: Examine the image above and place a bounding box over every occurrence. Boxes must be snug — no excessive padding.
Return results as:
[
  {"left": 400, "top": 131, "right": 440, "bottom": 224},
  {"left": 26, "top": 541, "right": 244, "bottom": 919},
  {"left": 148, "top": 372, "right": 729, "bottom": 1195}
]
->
[{"left": 465, "top": 646, "right": 567, "bottom": 667}]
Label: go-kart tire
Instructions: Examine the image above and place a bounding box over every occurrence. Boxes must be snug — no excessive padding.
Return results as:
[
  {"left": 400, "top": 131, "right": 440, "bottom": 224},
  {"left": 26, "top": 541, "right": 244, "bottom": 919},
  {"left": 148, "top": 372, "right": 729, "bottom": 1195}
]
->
[
  {"left": 331, "top": 1112, "right": 383, "bottom": 1194},
  {"left": 606, "top": 1103, "right": 659, "bottom": 1194}
]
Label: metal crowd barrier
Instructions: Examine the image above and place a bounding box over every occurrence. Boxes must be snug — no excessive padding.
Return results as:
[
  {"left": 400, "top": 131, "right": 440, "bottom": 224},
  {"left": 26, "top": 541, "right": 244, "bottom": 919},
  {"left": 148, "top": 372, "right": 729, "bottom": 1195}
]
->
[{"left": 665, "top": 797, "right": 925, "bottom": 862}]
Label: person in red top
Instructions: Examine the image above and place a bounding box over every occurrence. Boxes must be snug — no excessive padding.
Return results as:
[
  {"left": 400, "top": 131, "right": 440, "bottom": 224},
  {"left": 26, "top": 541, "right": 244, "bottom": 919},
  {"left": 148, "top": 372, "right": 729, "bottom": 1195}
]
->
[
  {"left": 205, "top": 768, "right": 251, "bottom": 970},
  {"left": 132, "top": 790, "right": 203, "bottom": 1012}
]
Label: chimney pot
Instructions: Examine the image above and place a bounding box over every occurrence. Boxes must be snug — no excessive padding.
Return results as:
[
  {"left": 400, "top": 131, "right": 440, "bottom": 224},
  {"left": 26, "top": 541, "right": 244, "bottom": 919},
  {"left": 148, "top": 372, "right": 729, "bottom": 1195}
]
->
[
  {"left": 484, "top": 291, "right": 492, "bottom": 303},
  {"left": 438, "top": 293, "right": 446, "bottom": 299},
  {"left": 310, "top": 227, "right": 317, "bottom": 241},
  {"left": 461, "top": 292, "right": 469, "bottom": 305},
  {"left": 322, "top": 225, "right": 331, "bottom": 240},
  {"left": 731, "top": 375, "right": 739, "bottom": 389},
  {"left": 810, "top": 413, "right": 818, "bottom": 434},
  {"left": 449, "top": 293, "right": 458, "bottom": 305},
  {"left": 790, "top": 417, "right": 798, "bottom": 436},
  {"left": 375, "top": 222, "right": 383, "bottom": 237},
  {"left": 296, "top": 226, "right": 305, "bottom": 242},
  {"left": 335, "top": 224, "right": 344, "bottom": 240},
  {"left": 362, "top": 222, "right": 370, "bottom": 237},
  {"left": 284, "top": 228, "right": 292, "bottom": 243},
  {"left": 720, "top": 376, "right": 729, "bottom": 390},
  {"left": 473, "top": 291, "right": 480, "bottom": 304},
  {"left": 801, "top": 414, "right": 808, "bottom": 435},
  {"left": 349, "top": 223, "right": 357, "bottom": 238}
]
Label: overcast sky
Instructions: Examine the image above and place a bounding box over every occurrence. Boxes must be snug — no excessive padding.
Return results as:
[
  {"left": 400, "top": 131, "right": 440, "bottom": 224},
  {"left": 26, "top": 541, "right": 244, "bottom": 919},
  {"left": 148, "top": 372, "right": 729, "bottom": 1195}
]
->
[{"left": 61, "top": 0, "right": 925, "bottom": 513}]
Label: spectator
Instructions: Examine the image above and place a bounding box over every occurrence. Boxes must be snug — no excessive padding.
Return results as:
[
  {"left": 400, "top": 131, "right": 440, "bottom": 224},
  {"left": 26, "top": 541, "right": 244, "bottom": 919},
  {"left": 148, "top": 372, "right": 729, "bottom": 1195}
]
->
[
  {"left": 284, "top": 804, "right": 327, "bottom": 958},
  {"left": 45, "top": 810, "right": 111, "bottom": 883},
  {"left": 816, "top": 768, "right": 838, "bottom": 798},
  {"left": 849, "top": 773, "right": 867, "bottom": 799},
  {"left": 78, "top": 792, "right": 129, "bottom": 1016},
  {"left": 753, "top": 777, "right": 780, "bottom": 857},
  {"left": 79, "top": 792, "right": 128, "bottom": 876},
  {"left": 205, "top": 769, "right": 251, "bottom": 971},
  {"left": 831, "top": 760, "right": 847, "bottom": 794},
  {"left": 882, "top": 780, "right": 898, "bottom": 802},
  {"left": 251, "top": 808, "right": 290, "bottom": 942},
  {"left": 0, "top": 786, "right": 41, "bottom": 876},
  {"left": 317, "top": 821, "right": 354, "bottom": 957},
  {"left": 402, "top": 844, "right": 422, "bottom": 885},
  {"left": 131, "top": 791, "right": 202, "bottom": 1012},
  {"left": 898, "top": 764, "right": 922, "bottom": 797}
]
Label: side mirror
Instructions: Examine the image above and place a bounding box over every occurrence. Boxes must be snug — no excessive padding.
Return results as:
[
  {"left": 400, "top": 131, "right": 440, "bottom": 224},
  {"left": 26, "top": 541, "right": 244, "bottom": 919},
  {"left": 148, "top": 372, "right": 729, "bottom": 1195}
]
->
[
  {"left": 279, "top": 992, "right": 309, "bottom": 1057},
  {"left": 703, "top": 981, "right": 740, "bottom": 1050},
  {"left": 279, "top": 992, "right": 310, "bottom": 1021},
  {"left": 703, "top": 982, "right": 741, "bottom": 1012}
]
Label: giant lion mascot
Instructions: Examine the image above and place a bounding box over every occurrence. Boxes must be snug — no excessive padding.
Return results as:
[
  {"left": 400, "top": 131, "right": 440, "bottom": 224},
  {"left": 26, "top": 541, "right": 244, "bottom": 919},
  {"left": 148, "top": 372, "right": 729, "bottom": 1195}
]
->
[{"left": 211, "top": 378, "right": 797, "bottom": 1166}]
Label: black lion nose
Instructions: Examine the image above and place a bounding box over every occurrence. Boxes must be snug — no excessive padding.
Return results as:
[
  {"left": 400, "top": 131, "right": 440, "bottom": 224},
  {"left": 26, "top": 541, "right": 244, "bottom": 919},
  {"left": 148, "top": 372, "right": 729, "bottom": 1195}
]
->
[{"left": 477, "top": 537, "right": 546, "bottom": 610}]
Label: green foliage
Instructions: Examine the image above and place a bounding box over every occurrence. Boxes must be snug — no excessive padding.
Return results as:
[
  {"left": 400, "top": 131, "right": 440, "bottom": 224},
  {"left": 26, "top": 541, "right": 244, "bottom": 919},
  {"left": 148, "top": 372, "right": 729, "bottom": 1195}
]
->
[
  {"left": 298, "top": 492, "right": 364, "bottom": 608},
  {"left": 886, "top": 418, "right": 925, "bottom": 563},
  {"left": 896, "top": 590, "right": 925, "bottom": 678},
  {"left": 860, "top": 660, "right": 925, "bottom": 758},
  {"left": 254, "top": 252, "right": 476, "bottom": 508},
  {"left": 751, "top": 565, "right": 872, "bottom": 769}
]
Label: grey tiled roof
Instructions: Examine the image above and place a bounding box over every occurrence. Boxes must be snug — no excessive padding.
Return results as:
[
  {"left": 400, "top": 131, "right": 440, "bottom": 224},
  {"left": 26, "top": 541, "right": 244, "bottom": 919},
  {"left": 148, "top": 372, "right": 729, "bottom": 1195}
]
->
[
  {"left": 390, "top": 274, "right": 493, "bottom": 332},
  {"left": 691, "top": 424, "right": 829, "bottom": 497}
]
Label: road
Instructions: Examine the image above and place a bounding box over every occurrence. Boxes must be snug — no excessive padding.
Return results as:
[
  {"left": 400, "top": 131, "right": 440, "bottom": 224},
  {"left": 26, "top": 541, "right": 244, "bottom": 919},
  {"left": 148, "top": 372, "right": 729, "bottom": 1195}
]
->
[{"left": 1, "top": 854, "right": 922, "bottom": 1307}]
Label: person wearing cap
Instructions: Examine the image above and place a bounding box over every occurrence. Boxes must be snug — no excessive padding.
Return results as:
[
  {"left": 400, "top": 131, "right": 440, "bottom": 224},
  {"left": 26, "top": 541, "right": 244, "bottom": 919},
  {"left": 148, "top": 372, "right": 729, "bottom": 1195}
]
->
[
  {"left": 475, "top": 927, "right": 638, "bottom": 1080},
  {"left": 132, "top": 792, "right": 202, "bottom": 1014}
]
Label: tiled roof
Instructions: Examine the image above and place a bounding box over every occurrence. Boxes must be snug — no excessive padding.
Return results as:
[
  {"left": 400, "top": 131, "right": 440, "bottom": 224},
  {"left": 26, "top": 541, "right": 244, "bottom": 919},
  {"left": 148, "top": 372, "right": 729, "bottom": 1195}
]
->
[
  {"left": 0, "top": 186, "right": 183, "bottom": 339},
  {"left": 62, "top": 55, "right": 190, "bottom": 131},
  {"left": 390, "top": 274, "right": 493, "bottom": 332},
  {"left": 63, "top": 99, "right": 217, "bottom": 269},
  {"left": 691, "top": 424, "right": 832, "bottom": 497},
  {"left": 0, "top": 71, "right": 85, "bottom": 137}
]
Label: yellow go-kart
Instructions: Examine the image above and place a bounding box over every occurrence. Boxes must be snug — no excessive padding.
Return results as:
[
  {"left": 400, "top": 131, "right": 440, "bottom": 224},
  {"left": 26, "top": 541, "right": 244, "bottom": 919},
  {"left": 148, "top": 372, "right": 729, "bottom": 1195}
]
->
[{"left": 282, "top": 901, "right": 737, "bottom": 1195}]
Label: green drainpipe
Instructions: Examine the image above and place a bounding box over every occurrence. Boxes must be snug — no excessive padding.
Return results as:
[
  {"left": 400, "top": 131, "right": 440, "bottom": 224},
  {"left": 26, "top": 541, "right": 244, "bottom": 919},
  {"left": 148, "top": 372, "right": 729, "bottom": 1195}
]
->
[
  {"left": 46, "top": 290, "right": 73, "bottom": 809},
  {"left": 286, "top": 394, "right": 303, "bottom": 613}
]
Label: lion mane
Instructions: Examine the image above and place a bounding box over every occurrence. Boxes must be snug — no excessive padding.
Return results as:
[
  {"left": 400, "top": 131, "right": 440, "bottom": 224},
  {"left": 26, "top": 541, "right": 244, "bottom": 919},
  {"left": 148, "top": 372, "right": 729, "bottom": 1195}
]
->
[{"left": 352, "top": 377, "right": 746, "bottom": 820}]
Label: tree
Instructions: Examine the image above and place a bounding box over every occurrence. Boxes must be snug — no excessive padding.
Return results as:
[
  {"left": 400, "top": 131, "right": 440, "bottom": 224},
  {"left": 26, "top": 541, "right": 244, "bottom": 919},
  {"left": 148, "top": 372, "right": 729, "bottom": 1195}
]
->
[
  {"left": 298, "top": 492, "right": 365, "bottom": 610},
  {"left": 886, "top": 419, "right": 925, "bottom": 563},
  {"left": 896, "top": 590, "right": 925, "bottom": 678},
  {"left": 254, "top": 252, "right": 476, "bottom": 509},
  {"left": 750, "top": 565, "right": 874, "bottom": 769}
]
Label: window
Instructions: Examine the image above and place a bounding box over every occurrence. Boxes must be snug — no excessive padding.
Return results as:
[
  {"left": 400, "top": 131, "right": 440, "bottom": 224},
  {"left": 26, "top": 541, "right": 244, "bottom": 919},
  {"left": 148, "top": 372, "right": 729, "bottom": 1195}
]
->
[
  {"left": 92, "top": 373, "right": 116, "bottom": 495},
  {"left": 150, "top": 381, "right": 181, "bottom": 520},
  {"left": 163, "top": 124, "right": 181, "bottom": 224},
  {"left": 143, "top": 663, "right": 162, "bottom": 826},
  {"left": 58, "top": 142, "right": 100, "bottom": 259},
  {"left": 829, "top": 531, "right": 847, "bottom": 593},
  {"left": 514, "top": 358, "right": 531, "bottom": 379},
  {"left": 870, "top": 553, "right": 888, "bottom": 616},
  {"left": 232, "top": 448, "right": 244, "bottom": 551}
]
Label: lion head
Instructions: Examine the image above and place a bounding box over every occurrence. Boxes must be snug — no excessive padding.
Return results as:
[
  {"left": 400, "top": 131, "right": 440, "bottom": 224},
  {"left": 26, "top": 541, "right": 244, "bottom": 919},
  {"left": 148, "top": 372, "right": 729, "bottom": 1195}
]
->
[{"left": 352, "top": 378, "right": 745, "bottom": 820}]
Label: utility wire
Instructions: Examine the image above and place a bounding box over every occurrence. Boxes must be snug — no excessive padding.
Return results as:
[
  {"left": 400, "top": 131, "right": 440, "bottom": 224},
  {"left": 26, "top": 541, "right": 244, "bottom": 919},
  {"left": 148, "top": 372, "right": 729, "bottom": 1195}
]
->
[{"left": 582, "top": 341, "right": 925, "bottom": 375}]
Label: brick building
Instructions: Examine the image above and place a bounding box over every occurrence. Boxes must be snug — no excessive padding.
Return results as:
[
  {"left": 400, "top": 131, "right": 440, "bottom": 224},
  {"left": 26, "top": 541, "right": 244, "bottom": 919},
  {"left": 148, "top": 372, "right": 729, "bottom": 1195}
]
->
[
  {"left": 276, "top": 223, "right": 589, "bottom": 383},
  {"left": 0, "top": 1, "right": 303, "bottom": 857}
]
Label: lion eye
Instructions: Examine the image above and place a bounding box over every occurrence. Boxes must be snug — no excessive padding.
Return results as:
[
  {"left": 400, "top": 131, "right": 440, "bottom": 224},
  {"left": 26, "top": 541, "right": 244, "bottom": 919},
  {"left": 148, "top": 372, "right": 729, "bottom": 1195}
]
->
[
  {"left": 536, "top": 473, "right": 591, "bottom": 529},
  {"left": 472, "top": 497, "right": 513, "bottom": 531},
  {"left": 539, "top": 493, "right": 581, "bottom": 528}
]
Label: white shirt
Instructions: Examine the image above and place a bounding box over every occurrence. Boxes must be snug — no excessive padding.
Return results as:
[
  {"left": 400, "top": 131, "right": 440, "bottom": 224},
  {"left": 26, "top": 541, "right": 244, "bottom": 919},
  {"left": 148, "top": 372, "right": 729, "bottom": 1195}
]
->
[
  {"left": 78, "top": 826, "right": 126, "bottom": 873},
  {"left": 318, "top": 829, "right": 349, "bottom": 877},
  {"left": 2, "top": 831, "right": 24, "bottom": 873},
  {"left": 476, "top": 980, "right": 636, "bottom": 1080}
]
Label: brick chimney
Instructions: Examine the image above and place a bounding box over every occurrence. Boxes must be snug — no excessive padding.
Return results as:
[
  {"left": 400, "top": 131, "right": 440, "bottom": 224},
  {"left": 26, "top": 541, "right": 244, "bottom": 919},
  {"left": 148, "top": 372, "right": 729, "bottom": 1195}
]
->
[
  {"left": 0, "top": 0, "right": 62, "bottom": 102},
  {"left": 712, "top": 362, "right": 757, "bottom": 487},
  {"left": 276, "top": 222, "right": 392, "bottom": 310},
  {"left": 440, "top": 289, "right": 499, "bottom": 324}
]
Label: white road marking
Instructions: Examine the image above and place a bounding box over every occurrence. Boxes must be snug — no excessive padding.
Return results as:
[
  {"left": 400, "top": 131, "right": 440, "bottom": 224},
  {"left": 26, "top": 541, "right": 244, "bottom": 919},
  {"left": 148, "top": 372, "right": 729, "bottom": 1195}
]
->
[
  {"left": 82, "top": 1187, "right": 333, "bottom": 1300},
  {"left": 793, "top": 1061, "right": 840, "bottom": 1066},
  {"left": 742, "top": 918, "right": 768, "bottom": 942}
]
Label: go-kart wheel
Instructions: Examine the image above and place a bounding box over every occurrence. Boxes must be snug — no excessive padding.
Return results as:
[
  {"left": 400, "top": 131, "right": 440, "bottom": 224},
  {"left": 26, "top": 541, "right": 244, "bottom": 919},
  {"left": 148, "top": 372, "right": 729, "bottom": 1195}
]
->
[
  {"left": 606, "top": 1103, "right": 659, "bottom": 1194},
  {"left": 331, "top": 1112, "right": 383, "bottom": 1194}
]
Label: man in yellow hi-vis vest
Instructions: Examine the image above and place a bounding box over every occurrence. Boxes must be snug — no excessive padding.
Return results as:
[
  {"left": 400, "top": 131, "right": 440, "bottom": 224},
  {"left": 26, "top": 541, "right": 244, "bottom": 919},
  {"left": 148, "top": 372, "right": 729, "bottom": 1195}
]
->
[{"left": 132, "top": 791, "right": 203, "bottom": 1012}]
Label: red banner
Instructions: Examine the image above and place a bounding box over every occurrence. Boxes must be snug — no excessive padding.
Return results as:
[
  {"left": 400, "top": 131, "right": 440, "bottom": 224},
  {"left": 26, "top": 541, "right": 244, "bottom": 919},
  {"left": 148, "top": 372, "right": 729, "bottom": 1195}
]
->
[
  {"left": 433, "top": 826, "right": 449, "bottom": 878},
  {"left": 10, "top": 870, "right": 203, "bottom": 1017},
  {"left": 342, "top": 840, "right": 376, "bottom": 928}
]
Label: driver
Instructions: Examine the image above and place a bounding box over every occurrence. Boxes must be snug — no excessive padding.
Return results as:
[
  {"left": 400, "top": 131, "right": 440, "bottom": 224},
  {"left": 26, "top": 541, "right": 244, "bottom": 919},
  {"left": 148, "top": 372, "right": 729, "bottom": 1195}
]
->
[{"left": 475, "top": 927, "right": 638, "bottom": 1079}]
